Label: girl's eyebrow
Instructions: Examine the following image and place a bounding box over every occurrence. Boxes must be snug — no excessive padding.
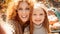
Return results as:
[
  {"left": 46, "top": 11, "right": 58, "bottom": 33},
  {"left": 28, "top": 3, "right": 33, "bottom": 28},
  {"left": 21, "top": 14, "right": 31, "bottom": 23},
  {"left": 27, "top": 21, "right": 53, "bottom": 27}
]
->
[
  {"left": 40, "top": 13, "right": 43, "bottom": 14},
  {"left": 26, "top": 7, "right": 30, "bottom": 8}
]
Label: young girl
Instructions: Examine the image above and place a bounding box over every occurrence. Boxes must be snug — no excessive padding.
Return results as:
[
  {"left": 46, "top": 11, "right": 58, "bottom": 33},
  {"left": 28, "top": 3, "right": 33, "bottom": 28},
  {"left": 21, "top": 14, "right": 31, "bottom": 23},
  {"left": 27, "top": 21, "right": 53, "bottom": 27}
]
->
[{"left": 30, "top": 3, "right": 50, "bottom": 34}]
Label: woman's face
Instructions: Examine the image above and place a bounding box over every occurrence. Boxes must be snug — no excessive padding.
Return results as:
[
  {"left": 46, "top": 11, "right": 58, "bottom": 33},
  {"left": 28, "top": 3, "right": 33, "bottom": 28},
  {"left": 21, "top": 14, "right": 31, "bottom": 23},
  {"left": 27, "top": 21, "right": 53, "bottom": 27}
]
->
[
  {"left": 17, "top": 2, "right": 30, "bottom": 23},
  {"left": 32, "top": 8, "right": 45, "bottom": 25}
]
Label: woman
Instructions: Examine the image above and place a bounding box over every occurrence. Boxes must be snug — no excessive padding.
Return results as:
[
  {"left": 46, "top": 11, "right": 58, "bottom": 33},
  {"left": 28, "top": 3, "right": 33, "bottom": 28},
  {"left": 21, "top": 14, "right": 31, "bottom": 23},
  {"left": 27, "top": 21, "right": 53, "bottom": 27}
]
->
[
  {"left": 30, "top": 3, "right": 50, "bottom": 34},
  {"left": 6, "top": 0, "right": 32, "bottom": 34},
  {"left": 16, "top": 0, "right": 32, "bottom": 34}
]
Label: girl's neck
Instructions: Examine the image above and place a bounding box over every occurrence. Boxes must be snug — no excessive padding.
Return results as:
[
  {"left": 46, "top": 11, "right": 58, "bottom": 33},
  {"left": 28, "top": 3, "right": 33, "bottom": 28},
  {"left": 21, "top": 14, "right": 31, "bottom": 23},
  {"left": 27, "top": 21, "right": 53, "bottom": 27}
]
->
[{"left": 34, "top": 23, "right": 43, "bottom": 29}]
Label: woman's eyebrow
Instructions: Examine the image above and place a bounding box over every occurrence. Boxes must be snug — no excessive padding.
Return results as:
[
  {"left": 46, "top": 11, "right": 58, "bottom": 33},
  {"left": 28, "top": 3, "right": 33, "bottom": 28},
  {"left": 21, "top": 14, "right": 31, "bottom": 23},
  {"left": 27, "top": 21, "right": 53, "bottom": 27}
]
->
[{"left": 18, "top": 8, "right": 22, "bottom": 9}]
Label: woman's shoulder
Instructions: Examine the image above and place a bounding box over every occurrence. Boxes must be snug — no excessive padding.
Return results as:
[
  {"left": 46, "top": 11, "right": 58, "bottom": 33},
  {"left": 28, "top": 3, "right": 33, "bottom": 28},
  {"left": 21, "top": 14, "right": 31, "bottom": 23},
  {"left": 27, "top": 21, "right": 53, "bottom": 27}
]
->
[
  {"left": 6, "top": 19, "right": 19, "bottom": 26},
  {"left": 6, "top": 19, "right": 22, "bottom": 34}
]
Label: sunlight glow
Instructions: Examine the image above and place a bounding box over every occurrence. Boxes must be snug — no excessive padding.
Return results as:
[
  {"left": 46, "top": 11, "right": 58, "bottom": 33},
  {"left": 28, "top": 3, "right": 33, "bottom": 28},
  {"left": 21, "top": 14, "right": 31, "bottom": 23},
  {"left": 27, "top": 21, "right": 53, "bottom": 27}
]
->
[{"left": 1, "top": 22, "right": 15, "bottom": 34}]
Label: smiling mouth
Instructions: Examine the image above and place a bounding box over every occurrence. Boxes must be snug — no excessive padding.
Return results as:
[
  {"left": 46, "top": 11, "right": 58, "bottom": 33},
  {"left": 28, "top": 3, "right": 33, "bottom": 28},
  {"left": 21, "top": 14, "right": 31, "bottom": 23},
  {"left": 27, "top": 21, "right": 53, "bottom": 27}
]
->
[
  {"left": 35, "top": 20, "right": 41, "bottom": 22},
  {"left": 21, "top": 16, "right": 27, "bottom": 18}
]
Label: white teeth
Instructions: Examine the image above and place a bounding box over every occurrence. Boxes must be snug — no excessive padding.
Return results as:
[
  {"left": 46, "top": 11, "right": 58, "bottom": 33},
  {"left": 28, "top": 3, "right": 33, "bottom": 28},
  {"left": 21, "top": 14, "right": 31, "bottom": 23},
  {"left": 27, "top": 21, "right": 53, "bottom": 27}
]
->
[
  {"left": 22, "top": 16, "right": 27, "bottom": 18},
  {"left": 23, "top": 16, "right": 26, "bottom": 17}
]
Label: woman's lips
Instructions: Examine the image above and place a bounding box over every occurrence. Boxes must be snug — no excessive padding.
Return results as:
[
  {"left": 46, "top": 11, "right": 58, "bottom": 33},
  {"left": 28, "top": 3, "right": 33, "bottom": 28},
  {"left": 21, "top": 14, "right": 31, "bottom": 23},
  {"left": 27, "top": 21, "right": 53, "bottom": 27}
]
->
[{"left": 21, "top": 15, "right": 27, "bottom": 18}]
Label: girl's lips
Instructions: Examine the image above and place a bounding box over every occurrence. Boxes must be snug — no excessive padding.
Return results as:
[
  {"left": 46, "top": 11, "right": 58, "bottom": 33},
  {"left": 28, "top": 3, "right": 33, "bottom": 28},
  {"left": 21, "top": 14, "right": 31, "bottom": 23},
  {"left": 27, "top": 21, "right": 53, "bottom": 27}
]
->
[{"left": 35, "top": 20, "right": 41, "bottom": 22}]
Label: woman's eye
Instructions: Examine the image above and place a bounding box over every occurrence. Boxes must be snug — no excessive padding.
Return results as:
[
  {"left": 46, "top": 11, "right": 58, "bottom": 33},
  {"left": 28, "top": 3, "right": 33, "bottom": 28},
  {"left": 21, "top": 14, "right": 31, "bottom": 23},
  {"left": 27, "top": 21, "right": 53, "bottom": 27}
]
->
[
  {"left": 18, "top": 8, "right": 23, "bottom": 10},
  {"left": 26, "top": 8, "right": 30, "bottom": 10}
]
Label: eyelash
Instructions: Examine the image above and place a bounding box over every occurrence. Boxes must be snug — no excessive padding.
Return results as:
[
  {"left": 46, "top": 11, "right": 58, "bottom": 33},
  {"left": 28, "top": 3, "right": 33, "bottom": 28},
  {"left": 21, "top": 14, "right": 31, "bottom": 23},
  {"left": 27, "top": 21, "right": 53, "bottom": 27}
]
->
[
  {"left": 33, "top": 14, "right": 43, "bottom": 16},
  {"left": 33, "top": 14, "right": 36, "bottom": 15},
  {"left": 18, "top": 8, "right": 30, "bottom": 10},
  {"left": 26, "top": 8, "right": 30, "bottom": 10},
  {"left": 40, "top": 14, "right": 43, "bottom": 15},
  {"left": 18, "top": 8, "right": 22, "bottom": 10}
]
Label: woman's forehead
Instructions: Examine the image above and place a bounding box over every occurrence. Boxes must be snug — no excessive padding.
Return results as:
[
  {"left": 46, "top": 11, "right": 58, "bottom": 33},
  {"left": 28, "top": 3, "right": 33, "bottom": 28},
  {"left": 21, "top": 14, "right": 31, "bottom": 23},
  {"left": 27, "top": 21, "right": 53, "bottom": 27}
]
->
[
  {"left": 18, "top": 2, "right": 29, "bottom": 8},
  {"left": 19, "top": 2, "right": 28, "bottom": 5}
]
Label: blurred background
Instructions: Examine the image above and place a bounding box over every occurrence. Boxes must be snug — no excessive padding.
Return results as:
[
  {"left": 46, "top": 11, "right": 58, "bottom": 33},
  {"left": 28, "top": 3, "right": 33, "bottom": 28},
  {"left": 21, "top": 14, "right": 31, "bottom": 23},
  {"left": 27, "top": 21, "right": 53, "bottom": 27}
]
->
[{"left": 0, "top": 0, "right": 60, "bottom": 34}]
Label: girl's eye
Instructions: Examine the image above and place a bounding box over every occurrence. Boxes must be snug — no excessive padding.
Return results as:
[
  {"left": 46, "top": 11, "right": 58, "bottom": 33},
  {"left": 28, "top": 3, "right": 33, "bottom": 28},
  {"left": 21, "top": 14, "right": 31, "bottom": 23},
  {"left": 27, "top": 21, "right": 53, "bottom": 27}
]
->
[
  {"left": 33, "top": 14, "right": 37, "bottom": 16},
  {"left": 40, "top": 14, "right": 43, "bottom": 15}
]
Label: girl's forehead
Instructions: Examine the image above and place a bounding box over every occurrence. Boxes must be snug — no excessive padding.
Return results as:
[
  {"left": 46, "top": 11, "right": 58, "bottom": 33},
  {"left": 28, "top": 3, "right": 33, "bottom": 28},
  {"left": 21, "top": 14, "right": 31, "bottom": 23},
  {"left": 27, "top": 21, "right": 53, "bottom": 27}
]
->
[
  {"left": 33, "top": 8, "right": 44, "bottom": 12},
  {"left": 33, "top": 8, "right": 45, "bottom": 14}
]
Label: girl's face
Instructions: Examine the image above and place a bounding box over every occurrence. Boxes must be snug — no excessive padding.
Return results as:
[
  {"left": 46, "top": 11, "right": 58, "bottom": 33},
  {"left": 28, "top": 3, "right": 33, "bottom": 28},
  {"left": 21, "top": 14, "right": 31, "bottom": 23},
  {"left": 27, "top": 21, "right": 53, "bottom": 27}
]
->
[
  {"left": 17, "top": 2, "right": 30, "bottom": 23},
  {"left": 32, "top": 8, "right": 45, "bottom": 25}
]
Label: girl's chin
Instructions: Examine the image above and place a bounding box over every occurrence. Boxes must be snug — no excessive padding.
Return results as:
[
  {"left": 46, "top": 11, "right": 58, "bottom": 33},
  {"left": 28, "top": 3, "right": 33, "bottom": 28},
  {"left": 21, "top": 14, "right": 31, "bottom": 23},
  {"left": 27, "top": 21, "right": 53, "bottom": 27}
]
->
[{"left": 34, "top": 23, "right": 42, "bottom": 25}]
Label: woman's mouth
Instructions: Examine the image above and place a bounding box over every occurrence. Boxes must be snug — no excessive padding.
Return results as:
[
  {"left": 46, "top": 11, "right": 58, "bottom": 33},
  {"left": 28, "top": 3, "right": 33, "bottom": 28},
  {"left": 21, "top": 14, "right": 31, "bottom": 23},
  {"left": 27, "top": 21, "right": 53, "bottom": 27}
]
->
[{"left": 21, "top": 15, "right": 27, "bottom": 18}]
